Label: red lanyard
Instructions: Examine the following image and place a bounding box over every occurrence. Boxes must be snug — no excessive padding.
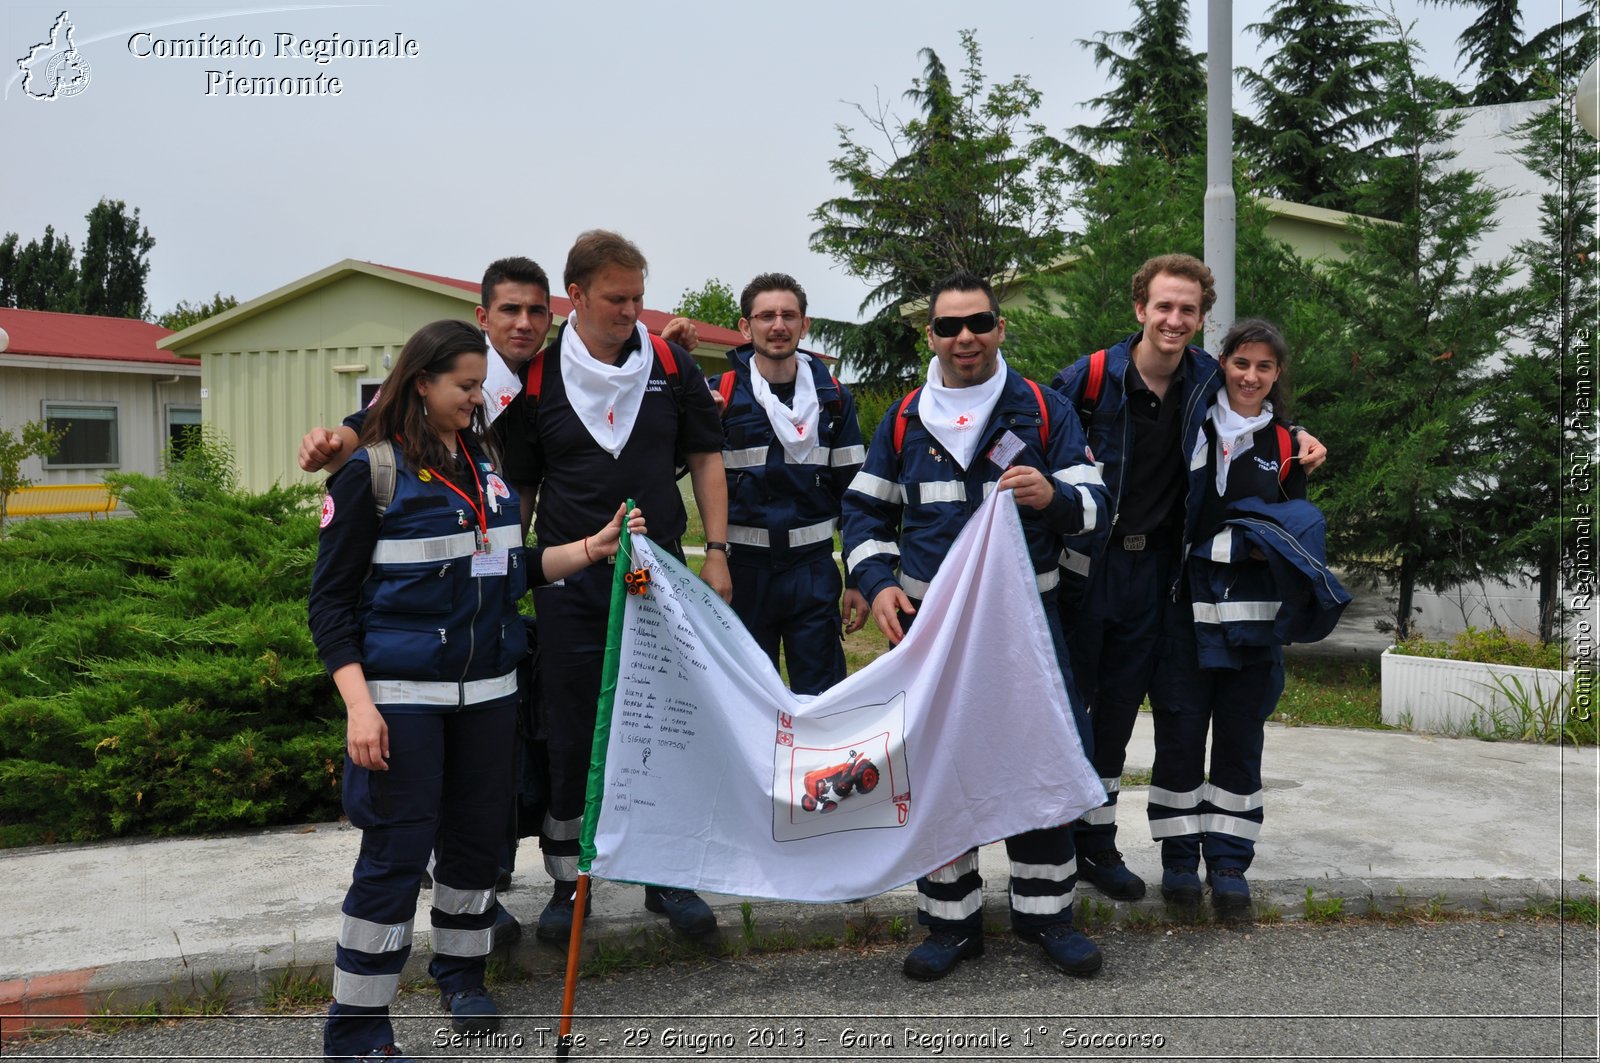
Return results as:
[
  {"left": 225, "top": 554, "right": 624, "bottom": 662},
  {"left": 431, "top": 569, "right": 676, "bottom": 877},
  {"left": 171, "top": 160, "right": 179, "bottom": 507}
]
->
[{"left": 416, "top": 432, "right": 491, "bottom": 552}]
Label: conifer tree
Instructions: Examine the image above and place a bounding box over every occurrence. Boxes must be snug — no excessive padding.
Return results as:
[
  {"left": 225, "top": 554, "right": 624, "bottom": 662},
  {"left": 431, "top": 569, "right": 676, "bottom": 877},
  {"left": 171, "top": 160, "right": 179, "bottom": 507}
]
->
[{"left": 1070, "top": 0, "right": 1206, "bottom": 163}]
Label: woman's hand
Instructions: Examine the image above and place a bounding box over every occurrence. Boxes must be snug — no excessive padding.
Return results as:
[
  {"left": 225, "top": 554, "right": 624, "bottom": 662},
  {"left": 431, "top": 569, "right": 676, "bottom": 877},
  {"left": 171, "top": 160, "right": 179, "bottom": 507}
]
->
[
  {"left": 346, "top": 700, "right": 390, "bottom": 771},
  {"left": 586, "top": 503, "right": 646, "bottom": 563}
]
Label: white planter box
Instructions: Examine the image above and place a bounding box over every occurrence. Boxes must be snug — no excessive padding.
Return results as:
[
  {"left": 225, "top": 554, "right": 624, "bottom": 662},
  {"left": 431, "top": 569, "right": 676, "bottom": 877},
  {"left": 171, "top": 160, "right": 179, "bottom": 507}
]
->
[{"left": 1380, "top": 648, "right": 1574, "bottom": 736}]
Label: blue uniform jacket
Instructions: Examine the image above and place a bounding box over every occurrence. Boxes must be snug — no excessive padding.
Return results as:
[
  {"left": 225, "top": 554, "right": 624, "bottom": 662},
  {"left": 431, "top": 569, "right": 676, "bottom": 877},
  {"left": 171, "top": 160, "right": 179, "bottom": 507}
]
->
[
  {"left": 1051, "top": 334, "right": 1222, "bottom": 588},
  {"left": 708, "top": 347, "right": 866, "bottom": 570},
  {"left": 1186, "top": 497, "right": 1351, "bottom": 669},
  {"left": 309, "top": 437, "right": 529, "bottom": 712},
  {"left": 841, "top": 366, "right": 1109, "bottom": 608}
]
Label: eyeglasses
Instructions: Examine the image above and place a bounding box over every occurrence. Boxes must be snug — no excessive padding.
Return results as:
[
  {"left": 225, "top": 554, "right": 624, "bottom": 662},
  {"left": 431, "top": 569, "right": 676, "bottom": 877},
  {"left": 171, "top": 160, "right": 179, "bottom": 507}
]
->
[
  {"left": 930, "top": 311, "right": 998, "bottom": 338},
  {"left": 749, "top": 311, "right": 803, "bottom": 326}
]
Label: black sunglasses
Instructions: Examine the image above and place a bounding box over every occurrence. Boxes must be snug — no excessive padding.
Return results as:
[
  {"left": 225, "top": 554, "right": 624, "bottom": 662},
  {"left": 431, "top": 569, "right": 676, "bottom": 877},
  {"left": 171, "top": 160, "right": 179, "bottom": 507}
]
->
[{"left": 930, "top": 311, "right": 999, "bottom": 338}]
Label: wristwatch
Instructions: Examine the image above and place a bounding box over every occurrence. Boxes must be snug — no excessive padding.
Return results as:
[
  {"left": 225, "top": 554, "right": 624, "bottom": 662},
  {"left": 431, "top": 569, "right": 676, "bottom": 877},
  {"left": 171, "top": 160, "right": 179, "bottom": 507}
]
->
[{"left": 704, "top": 541, "right": 731, "bottom": 557}]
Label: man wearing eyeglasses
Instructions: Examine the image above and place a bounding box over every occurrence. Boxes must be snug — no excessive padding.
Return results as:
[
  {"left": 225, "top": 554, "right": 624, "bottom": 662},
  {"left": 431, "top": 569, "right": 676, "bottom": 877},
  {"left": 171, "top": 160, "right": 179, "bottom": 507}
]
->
[
  {"left": 841, "top": 270, "right": 1109, "bottom": 982},
  {"left": 705, "top": 273, "right": 869, "bottom": 695}
]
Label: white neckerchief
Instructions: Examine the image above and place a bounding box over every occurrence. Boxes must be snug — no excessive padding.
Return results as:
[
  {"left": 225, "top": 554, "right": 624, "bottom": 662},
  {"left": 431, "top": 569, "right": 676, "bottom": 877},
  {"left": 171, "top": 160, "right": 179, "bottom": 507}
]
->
[
  {"left": 747, "top": 352, "right": 820, "bottom": 463},
  {"left": 481, "top": 339, "right": 521, "bottom": 426},
  {"left": 919, "top": 351, "right": 1009, "bottom": 471},
  {"left": 1210, "top": 390, "right": 1275, "bottom": 495},
  {"left": 559, "top": 316, "right": 654, "bottom": 459}
]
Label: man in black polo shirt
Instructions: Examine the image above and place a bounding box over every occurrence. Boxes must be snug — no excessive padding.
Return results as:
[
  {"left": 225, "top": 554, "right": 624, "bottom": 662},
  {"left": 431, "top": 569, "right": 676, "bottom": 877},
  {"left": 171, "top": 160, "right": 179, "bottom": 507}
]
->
[
  {"left": 1052, "top": 255, "right": 1325, "bottom": 907},
  {"left": 496, "top": 230, "right": 730, "bottom": 942}
]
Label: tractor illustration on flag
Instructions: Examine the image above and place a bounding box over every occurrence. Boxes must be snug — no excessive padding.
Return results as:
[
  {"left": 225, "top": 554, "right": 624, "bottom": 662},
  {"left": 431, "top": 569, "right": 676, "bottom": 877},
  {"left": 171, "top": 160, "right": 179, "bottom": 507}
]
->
[{"left": 798, "top": 750, "right": 880, "bottom": 813}]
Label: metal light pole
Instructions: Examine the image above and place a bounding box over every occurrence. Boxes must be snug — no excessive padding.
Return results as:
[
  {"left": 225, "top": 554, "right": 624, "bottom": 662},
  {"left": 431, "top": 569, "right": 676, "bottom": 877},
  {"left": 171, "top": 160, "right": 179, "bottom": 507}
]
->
[{"left": 1204, "top": 0, "right": 1236, "bottom": 350}]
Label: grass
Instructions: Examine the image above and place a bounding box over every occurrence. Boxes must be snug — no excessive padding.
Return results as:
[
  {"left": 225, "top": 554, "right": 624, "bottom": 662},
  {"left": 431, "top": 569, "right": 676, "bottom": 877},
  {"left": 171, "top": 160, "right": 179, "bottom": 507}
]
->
[
  {"left": 1273, "top": 656, "right": 1382, "bottom": 729},
  {"left": 262, "top": 962, "right": 329, "bottom": 1011},
  {"left": 1303, "top": 887, "right": 1347, "bottom": 923}
]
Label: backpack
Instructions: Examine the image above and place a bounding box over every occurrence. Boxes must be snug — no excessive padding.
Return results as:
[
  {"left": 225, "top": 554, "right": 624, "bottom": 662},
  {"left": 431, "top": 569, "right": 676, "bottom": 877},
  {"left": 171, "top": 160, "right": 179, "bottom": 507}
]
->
[
  {"left": 891, "top": 379, "right": 1050, "bottom": 456},
  {"left": 367, "top": 438, "right": 399, "bottom": 516}
]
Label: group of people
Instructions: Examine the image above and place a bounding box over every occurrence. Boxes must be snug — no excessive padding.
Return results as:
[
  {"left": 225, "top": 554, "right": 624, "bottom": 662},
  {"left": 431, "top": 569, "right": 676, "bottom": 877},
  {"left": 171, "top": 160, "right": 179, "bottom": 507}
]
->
[{"left": 306, "top": 239, "right": 1337, "bottom": 1062}]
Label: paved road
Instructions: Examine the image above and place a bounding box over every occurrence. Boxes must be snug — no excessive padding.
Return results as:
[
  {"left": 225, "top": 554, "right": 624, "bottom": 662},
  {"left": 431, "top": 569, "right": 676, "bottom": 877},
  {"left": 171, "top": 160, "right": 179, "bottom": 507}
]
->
[{"left": 8, "top": 919, "right": 1595, "bottom": 1061}]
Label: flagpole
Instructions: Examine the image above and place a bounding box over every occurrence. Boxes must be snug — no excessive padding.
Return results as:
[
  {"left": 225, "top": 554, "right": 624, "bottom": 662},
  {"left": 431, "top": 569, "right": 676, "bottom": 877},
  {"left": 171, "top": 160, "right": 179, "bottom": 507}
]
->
[{"left": 557, "top": 499, "right": 636, "bottom": 1059}]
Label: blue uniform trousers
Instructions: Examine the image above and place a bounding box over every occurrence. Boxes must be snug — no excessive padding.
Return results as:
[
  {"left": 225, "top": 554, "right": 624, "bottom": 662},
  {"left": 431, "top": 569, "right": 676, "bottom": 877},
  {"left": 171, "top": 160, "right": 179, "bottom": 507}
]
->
[
  {"left": 324, "top": 699, "right": 516, "bottom": 1058},
  {"left": 1068, "top": 544, "right": 1173, "bottom": 854},
  {"left": 1147, "top": 607, "right": 1282, "bottom": 871},
  {"left": 729, "top": 554, "right": 846, "bottom": 696}
]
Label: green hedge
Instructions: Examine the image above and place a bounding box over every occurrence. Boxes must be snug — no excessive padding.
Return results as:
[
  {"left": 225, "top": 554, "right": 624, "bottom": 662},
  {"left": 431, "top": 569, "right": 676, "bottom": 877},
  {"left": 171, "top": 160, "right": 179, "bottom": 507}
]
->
[{"left": 0, "top": 447, "right": 342, "bottom": 847}]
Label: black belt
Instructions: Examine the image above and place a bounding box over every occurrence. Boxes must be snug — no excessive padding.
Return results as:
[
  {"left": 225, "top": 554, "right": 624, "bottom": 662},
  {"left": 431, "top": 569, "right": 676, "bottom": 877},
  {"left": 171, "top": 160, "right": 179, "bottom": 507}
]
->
[{"left": 1110, "top": 531, "right": 1171, "bottom": 552}]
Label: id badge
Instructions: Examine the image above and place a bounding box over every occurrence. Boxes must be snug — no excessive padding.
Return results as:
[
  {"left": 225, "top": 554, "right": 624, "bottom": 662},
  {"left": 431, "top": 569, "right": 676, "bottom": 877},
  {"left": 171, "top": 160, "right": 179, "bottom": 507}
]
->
[
  {"left": 988, "top": 429, "right": 1026, "bottom": 469},
  {"left": 471, "top": 551, "right": 510, "bottom": 578}
]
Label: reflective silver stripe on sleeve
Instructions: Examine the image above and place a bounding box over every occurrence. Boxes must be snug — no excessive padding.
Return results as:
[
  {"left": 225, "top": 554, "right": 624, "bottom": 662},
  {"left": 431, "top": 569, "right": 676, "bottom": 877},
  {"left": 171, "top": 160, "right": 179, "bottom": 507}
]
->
[
  {"left": 1080, "top": 804, "right": 1117, "bottom": 825},
  {"left": 1094, "top": 460, "right": 1106, "bottom": 476},
  {"left": 1149, "top": 814, "right": 1204, "bottom": 839},
  {"left": 925, "top": 850, "right": 979, "bottom": 883},
  {"left": 1192, "top": 600, "right": 1281, "bottom": 625},
  {"left": 371, "top": 531, "right": 477, "bottom": 565},
  {"left": 1203, "top": 531, "right": 1235, "bottom": 563},
  {"left": 847, "top": 471, "right": 905, "bottom": 502},
  {"left": 544, "top": 852, "right": 580, "bottom": 881},
  {"left": 337, "top": 915, "right": 413, "bottom": 954},
  {"left": 916, "top": 481, "right": 966, "bottom": 504},
  {"left": 1060, "top": 547, "right": 1091, "bottom": 577},
  {"left": 1053, "top": 465, "right": 1105, "bottom": 488},
  {"left": 845, "top": 539, "right": 900, "bottom": 573},
  {"left": 1101, "top": 776, "right": 1121, "bottom": 795},
  {"left": 431, "top": 881, "right": 496, "bottom": 916},
  {"left": 1036, "top": 569, "right": 1060, "bottom": 593},
  {"left": 430, "top": 926, "right": 496, "bottom": 957},
  {"left": 1076, "top": 486, "right": 1100, "bottom": 532},
  {"left": 1010, "top": 858, "right": 1076, "bottom": 883},
  {"left": 728, "top": 525, "right": 769, "bottom": 548},
  {"left": 789, "top": 518, "right": 836, "bottom": 548},
  {"left": 367, "top": 669, "right": 518, "bottom": 708},
  {"left": 332, "top": 968, "right": 400, "bottom": 1007},
  {"left": 795, "top": 446, "right": 832, "bottom": 466},
  {"left": 722, "top": 446, "right": 768, "bottom": 470},
  {"left": 982, "top": 481, "right": 997, "bottom": 499},
  {"left": 1204, "top": 783, "right": 1265, "bottom": 813},
  {"left": 1148, "top": 784, "right": 1205, "bottom": 809},
  {"left": 900, "top": 575, "right": 931, "bottom": 600},
  {"left": 831, "top": 444, "right": 866, "bottom": 466},
  {"left": 542, "top": 812, "right": 583, "bottom": 842},
  {"left": 1009, "top": 888, "right": 1074, "bottom": 915},
  {"left": 1201, "top": 813, "right": 1264, "bottom": 841},
  {"left": 917, "top": 891, "right": 984, "bottom": 920}
]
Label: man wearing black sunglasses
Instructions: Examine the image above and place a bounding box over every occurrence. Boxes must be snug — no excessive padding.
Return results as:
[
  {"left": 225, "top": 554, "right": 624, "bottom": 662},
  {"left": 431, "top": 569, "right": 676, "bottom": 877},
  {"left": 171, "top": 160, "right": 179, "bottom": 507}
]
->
[{"left": 842, "top": 270, "right": 1109, "bottom": 982}]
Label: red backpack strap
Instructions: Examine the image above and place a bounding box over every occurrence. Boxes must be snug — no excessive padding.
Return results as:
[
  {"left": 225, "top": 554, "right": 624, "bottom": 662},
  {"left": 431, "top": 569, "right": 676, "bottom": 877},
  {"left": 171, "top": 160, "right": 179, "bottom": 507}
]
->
[
  {"left": 1024, "top": 378, "right": 1050, "bottom": 450},
  {"left": 649, "top": 333, "right": 678, "bottom": 378},
  {"left": 525, "top": 351, "right": 546, "bottom": 402},
  {"left": 1276, "top": 423, "right": 1293, "bottom": 483},
  {"left": 891, "top": 387, "right": 921, "bottom": 455},
  {"left": 717, "top": 370, "right": 737, "bottom": 412},
  {"left": 1084, "top": 349, "right": 1107, "bottom": 404}
]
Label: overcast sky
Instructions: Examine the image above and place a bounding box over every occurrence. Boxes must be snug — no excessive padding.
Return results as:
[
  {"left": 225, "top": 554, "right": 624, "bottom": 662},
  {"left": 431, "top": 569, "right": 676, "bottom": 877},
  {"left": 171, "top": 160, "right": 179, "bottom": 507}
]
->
[{"left": 1, "top": 1, "right": 1569, "bottom": 330}]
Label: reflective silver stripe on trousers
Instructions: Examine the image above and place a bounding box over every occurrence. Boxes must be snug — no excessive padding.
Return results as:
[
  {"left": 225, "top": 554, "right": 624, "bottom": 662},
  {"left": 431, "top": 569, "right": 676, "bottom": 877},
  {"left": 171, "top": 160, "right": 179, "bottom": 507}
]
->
[
  {"left": 845, "top": 539, "right": 900, "bottom": 573},
  {"left": 1202, "top": 813, "right": 1263, "bottom": 840},
  {"left": 1053, "top": 465, "right": 1105, "bottom": 488},
  {"left": 367, "top": 669, "right": 518, "bottom": 708},
  {"left": 722, "top": 446, "right": 768, "bottom": 470},
  {"left": 1010, "top": 858, "right": 1076, "bottom": 883},
  {"left": 338, "top": 915, "right": 413, "bottom": 954},
  {"left": 1101, "top": 776, "right": 1121, "bottom": 796},
  {"left": 543, "top": 812, "right": 583, "bottom": 841},
  {"left": 1148, "top": 784, "right": 1205, "bottom": 809},
  {"left": 1080, "top": 804, "right": 1117, "bottom": 825},
  {"left": 1149, "top": 814, "right": 1204, "bottom": 839},
  {"left": 1010, "top": 887, "right": 1074, "bottom": 915},
  {"left": 727, "top": 519, "right": 836, "bottom": 550},
  {"left": 831, "top": 444, "right": 866, "bottom": 466},
  {"left": 847, "top": 471, "right": 905, "bottom": 503},
  {"left": 1205, "top": 783, "right": 1264, "bottom": 813},
  {"left": 926, "top": 850, "right": 980, "bottom": 883},
  {"left": 431, "top": 881, "right": 495, "bottom": 915},
  {"left": 431, "top": 925, "right": 495, "bottom": 957},
  {"left": 1036, "top": 569, "right": 1060, "bottom": 592},
  {"left": 544, "top": 852, "right": 580, "bottom": 881},
  {"left": 917, "top": 891, "right": 984, "bottom": 920},
  {"left": 916, "top": 481, "right": 966, "bottom": 504},
  {"left": 369, "top": 524, "right": 522, "bottom": 565},
  {"left": 1192, "top": 600, "right": 1281, "bottom": 624},
  {"left": 332, "top": 968, "right": 400, "bottom": 1007},
  {"left": 1060, "top": 547, "right": 1091, "bottom": 577},
  {"left": 1076, "top": 486, "right": 1100, "bottom": 532}
]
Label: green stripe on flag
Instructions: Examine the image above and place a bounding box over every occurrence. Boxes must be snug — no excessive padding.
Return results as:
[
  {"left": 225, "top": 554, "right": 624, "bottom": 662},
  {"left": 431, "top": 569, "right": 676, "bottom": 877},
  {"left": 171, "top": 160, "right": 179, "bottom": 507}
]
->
[{"left": 578, "top": 500, "right": 634, "bottom": 873}]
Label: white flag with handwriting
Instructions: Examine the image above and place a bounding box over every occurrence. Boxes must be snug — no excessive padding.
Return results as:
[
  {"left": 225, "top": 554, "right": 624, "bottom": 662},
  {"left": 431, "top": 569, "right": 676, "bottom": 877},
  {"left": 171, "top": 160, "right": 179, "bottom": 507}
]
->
[{"left": 588, "top": 490, "right": 1103, "bottom": 902}]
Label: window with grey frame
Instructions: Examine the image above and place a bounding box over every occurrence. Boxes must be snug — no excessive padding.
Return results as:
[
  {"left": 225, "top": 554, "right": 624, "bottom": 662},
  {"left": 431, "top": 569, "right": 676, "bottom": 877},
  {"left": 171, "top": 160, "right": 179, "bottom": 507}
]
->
[{"left": 42, "top": 402, "right": 120, "bottom": 468}]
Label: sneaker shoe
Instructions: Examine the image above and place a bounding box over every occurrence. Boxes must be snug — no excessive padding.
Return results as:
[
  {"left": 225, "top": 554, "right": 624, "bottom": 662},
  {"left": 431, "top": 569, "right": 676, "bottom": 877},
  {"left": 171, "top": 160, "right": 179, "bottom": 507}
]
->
[
  {"left": 490, "top": 903, "right": 521, "bottom": 949},
  {"left": 643, "top": 885, "right": 717, "bottom": 936},
  {"left": 1161, "top": 865, "right": 1203, "bottom": 910},
  {"left": 1079, "top": 848, "right": 1147, "bottom": 901},
  {"left": 535, "top": 881, "right": 581, "bottom": 943},
  {"left": 347, "top": 1044, "right": 416, "bottom": 1062},
  {"left": 902, "top": 930, "right": 984, "bottom": 981},
  {"left": 1017, "top": 923, "right": 1103, "bottom": 976},
  {"left": 442, "top": 986, "right": 499, "bottom": 1035},
  {"left": 1207, "top": 866, "right": 1252, "bottom": 918}
]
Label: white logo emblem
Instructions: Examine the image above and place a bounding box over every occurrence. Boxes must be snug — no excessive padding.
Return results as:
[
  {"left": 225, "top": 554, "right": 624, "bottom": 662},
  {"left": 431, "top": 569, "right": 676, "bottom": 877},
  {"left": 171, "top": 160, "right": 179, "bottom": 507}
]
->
[{"left": 18, "top": 12, "right": 92, "bottom": 101}]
